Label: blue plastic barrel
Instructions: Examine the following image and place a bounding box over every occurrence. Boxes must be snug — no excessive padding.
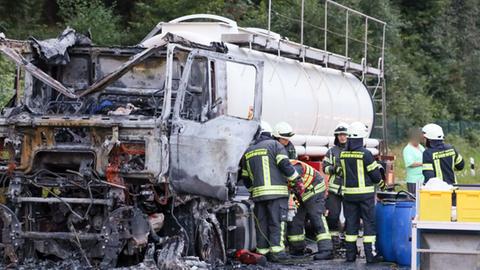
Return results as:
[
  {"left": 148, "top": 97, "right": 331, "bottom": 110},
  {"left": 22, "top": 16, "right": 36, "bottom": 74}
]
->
[
  {"left": 393, "top": 201, "right": 416, "bottom": 266},
  {"left": 375, "top": 201, "right": 396, "bottom": 262}
]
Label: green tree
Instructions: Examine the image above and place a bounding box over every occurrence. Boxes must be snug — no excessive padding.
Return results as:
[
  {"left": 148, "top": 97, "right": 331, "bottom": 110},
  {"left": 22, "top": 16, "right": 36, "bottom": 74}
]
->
[
  {"left": 0, "top": 56, "right": 15, "bottom": 107},
  {"left": 57, "top": 0, "right": 126, "bottom": 45}
]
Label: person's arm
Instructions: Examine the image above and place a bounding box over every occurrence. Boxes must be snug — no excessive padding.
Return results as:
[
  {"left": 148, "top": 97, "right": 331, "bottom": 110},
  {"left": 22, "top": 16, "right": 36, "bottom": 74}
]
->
[
  {"left": 365, "top": 151, "right": 382, "bottom": 184},
  {"left": 322, "top": 148, "right": 335, "bottom": 175},
  {"left": 275, "top": 143, "right": 300, "bottom": 181},
  {"left": 239, "top": 156, "right": 252, "bottom": 189},
  {"left": 403, "top": 146, "right": 422, "bottom": 168},
  {"left": 454, "top": 148, "right": 465, "bottom": 171},
  {"left": 422, "top": 151, "right": 435, "bottom": 183}
]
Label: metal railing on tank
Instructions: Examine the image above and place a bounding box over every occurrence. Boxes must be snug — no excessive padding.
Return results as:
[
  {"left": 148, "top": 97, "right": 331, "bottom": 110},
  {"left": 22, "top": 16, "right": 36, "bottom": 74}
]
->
[
  {"left": 266, "top": 0, "right": 386, "bottom": 79},
  {"left": 265, "top": 0, "right": 389, "bottom": 150}
]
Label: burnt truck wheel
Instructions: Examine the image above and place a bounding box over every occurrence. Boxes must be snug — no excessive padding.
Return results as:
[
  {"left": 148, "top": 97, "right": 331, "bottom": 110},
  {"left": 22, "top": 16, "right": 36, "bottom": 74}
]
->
[{"left": 196, "top": 214, "right": 226, "bottom": 265}]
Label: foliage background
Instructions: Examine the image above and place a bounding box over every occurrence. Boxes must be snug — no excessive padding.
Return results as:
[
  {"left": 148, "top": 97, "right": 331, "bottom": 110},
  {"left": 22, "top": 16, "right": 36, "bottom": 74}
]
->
[{"left": 0, "top": 0, "right": 479, "bottom": 182}]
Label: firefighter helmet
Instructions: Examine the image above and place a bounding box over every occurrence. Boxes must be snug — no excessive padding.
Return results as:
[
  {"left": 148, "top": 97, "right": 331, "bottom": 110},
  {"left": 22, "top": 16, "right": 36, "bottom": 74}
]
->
[
  {"left": 422, "top": 123, "right": 444, "bottom": 140},
  {"left": 273, "top": 122, "right": 295, "bottom": 139},
  {"left": 348, "top": 122, "right": 369, "bottom": 138},
  {"left": 260, "top": 121, "right": 273, "bottom": 134},
  {"left": 334, "top": 122, "right": 349, "bottom": 135}
]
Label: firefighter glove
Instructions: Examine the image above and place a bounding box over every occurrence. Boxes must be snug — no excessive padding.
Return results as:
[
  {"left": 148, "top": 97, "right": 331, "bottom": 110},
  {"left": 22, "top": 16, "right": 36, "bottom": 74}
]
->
[
  {"left": 293, "top": 177, "right": 305, "bottom": 198},
  {"left": 334, "top": 165, "right": 343, "bottom": 177},
  {"left": 378, "top": 180, "right": 386, "bottom": 191}
]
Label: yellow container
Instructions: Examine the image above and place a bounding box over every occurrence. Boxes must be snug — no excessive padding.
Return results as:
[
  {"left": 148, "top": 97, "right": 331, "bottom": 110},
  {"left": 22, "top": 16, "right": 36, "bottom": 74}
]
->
[
  {"left": 419, "top": 190, "right": 452, "bottom": 221},
  {"left": 456, "top": 190, "right": 480, "bottom": 222}
]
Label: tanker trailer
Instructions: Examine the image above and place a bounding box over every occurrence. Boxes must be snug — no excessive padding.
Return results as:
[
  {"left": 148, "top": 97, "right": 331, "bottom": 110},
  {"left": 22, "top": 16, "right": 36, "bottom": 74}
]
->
[
  {"left": 147, "top": 14, "right": 375, "bottom": 138},
  {"left": 147, "top": 14, "right": 390, "bottom": 173}
]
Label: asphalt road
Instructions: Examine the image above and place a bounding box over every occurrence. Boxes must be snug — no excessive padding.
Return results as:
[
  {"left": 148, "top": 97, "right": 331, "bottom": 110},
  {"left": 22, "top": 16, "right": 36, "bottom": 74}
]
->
[
  {"left": 250, "top": 259, "right": 406, "bottom": 270},
  {"left": 221, "top": 257, "right": 408, "bottom": 270}
]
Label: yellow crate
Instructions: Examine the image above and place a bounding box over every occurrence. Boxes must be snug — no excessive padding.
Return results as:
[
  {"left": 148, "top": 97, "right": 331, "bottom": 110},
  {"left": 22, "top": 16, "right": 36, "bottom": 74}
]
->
[
  {"left": 456, "top": 190, "right": 480, "bottom": 222},
  {"left": 419, "top": 190, "right": 452, "bottom": 221}
]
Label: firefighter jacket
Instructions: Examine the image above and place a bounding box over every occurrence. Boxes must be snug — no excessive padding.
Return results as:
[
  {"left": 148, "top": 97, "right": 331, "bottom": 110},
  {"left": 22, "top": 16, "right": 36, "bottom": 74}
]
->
[
  {"left": 422, "top": 140, "right": 464, "bottom": 184},
  {"left": 323, "top": 143, "right": 346, "bottom": 195},
  {"left": 240, "top": 134, "right": 300, "bottom": 202},
  {"left": 291, "top": 160, "right": 326, "bottom": 202},
  {"left": 284, "top": 141, "right": 298, "bottom": 159},
  {"left": 339, "top": 138, "right": 383, "bottom": 199}
]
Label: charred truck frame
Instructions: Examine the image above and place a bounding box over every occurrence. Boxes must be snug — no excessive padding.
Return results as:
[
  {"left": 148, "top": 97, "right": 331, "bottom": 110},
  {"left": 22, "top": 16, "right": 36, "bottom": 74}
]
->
[{"left": 0, "top": 31, "right": 263, "bottom": 268}]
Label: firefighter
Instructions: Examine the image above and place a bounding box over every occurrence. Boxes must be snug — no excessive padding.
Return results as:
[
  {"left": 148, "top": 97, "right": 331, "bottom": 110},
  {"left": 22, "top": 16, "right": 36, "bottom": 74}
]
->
[
  {"left": 273, "top": 122, "right": 297, "bottom": 159},
  {"left": 322, "top": 122, "right": 349, "bottom": 250},
  {"left": 287, "top": 160, "right": 333, "bottom": 260},
  {"left": 340, "top": 122, "right": 384, "bottom": 263},
  {"left": 422, "top": 123, "right": 464, "bottom": 184},
  {"left": 240, "top": 121, "right": 305, "bottom": 262}
]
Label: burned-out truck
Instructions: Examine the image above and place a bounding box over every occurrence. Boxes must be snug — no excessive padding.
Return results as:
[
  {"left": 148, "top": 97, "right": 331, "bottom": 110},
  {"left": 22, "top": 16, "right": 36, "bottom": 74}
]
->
[
  {"left": 0, "top": 12, "right": 388, "bottom": 269},
  {"left": 0, "top": 23, "right": 264, "bottom": 268}
]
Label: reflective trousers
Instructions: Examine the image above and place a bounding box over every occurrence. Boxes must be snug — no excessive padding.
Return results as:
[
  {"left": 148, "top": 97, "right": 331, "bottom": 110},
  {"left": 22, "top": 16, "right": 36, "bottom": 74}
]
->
[
  {"left": 325, "top": 191, "right": 342, "bottom": 234},
  {"left": 254, "top": 197, "right": 288, "bottom": 255},
  {"left": 287, "top": 193, "right": 332, "bottom": 251},
  {"left": 343, "top": 195, "right": 376, "bottom": 245}
]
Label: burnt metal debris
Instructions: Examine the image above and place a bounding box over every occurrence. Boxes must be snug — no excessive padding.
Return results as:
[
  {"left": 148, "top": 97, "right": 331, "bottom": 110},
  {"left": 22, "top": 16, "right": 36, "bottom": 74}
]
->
[{"left": 0, "top": 29, "right": 263, "bottom": 269}]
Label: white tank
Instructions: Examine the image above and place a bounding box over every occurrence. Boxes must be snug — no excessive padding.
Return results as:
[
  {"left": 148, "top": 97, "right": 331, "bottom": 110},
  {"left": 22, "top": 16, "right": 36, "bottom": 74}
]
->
[
  {"left": 227, "top": 47, "right": 374, "bottom": 136},
  {"left": 149, "top": 14, "right": 374, "bottom": 137}
]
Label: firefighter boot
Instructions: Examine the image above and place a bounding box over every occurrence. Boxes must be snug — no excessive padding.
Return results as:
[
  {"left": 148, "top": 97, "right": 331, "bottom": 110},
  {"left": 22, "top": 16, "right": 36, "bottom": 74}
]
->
[
  {"left": 267, "top": 251, "right": 290, "bottom": 263},
  {"left": 314, "top": 239, "right": 334, "bottom": 260},
  {"left": 364, "top": 243, "right": 383, "bottom": 264},
  {"left": 345, "top": 242, "right": 357, "bottom": 262}
]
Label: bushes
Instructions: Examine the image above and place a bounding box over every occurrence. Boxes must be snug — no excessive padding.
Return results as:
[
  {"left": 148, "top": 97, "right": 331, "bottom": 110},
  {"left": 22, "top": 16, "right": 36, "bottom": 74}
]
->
[
  {"left": 57, "top": 0, "right": 125, "bottom": 45},
  {"left": 0, "top": 56, "right": 15, "bottom": 107}
]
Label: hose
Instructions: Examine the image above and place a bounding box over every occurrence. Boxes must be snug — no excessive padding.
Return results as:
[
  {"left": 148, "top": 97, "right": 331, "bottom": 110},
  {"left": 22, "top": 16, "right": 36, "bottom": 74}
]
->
[{"left": 395, "top": 190, "right": 416, "bottom": 201}]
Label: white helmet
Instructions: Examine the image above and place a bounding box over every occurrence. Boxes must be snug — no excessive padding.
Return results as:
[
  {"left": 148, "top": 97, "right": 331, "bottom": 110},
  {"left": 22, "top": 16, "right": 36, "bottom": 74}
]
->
[
  {"left": 260, "top": 121, "right": 273, "bottom": 134},
  {"left": 422, "top": 123, "right": 444, "bottom": 140},
  {"left": 334, "top": 122, "right": 349, "bottom": 135},
  {"left": 348, "top": 122, "right": 369, "bottom": 138},
  {"left": 273, "top": 122, "right": 295, "bottom": 139}
]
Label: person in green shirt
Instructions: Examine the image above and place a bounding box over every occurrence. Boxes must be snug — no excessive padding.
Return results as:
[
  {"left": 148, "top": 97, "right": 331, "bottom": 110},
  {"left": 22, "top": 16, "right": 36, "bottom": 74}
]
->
[{"left": 402, "top": 128, "right": 425, "bottom": 194}]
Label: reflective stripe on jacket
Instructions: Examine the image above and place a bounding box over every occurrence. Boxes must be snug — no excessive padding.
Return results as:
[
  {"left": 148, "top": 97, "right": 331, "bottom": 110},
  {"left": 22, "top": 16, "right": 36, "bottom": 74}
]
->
[
  {"left": 340, "top": 138, "right": 382, "bottom": 198},
  {"left": 240, "top": 134, "right": 299, "bottom": 201},
  {"left": 422, "top": 140, "right": 464, "bottom": 185},
  {"left": 291, "top": 160, "right": 325, "bottom": 202},
  {"left": 323, "top": 145, "right": 345, "bottom": 194}
]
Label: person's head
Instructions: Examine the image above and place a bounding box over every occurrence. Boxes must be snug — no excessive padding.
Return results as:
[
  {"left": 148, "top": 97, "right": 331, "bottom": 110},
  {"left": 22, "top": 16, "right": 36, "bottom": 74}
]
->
[
  {"left": 334, "top": 122, "right": 349, "bottom": 146},
  {"left": 273, "top": 122, "right": 295, "bottom": 146},
  {"left": 408, "top": 128, "right": 423, "bottom": 146},
  {"left": 348, "top": 122, "right": 369, "bottom": 141},
  {"left": 422, "top": 123, "right": 444, "bottom": 144}
]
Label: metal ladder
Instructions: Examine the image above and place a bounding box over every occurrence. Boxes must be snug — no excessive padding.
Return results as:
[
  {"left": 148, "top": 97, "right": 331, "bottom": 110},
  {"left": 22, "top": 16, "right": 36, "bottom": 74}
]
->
[{"left": 366, "top": 73, "right": 388, "bottom": 154}]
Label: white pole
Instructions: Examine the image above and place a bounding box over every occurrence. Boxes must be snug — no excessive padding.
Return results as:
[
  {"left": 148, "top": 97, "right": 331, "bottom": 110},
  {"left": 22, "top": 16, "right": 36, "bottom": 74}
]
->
[
  {"left": 301, "top": 0, "right": 304, "bottom": 46},
  {"left": 470, "top": 157, "right": 475, "bottom": 176},
  {"left": 268, "top": 0, "right": 272, "bottom": 36},
  {"left": 324, "top": 1, "right": 328, "bottom": 51}
]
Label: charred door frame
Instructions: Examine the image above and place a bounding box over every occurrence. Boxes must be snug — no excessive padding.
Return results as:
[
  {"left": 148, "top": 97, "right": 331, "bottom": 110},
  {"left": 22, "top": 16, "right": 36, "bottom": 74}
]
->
[{"left": 169, "top": 49, "right": 264, "bottom": 200}]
